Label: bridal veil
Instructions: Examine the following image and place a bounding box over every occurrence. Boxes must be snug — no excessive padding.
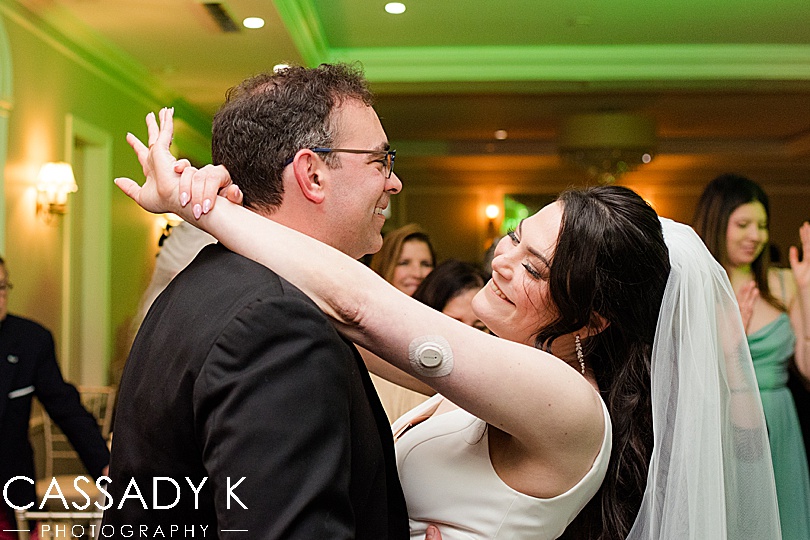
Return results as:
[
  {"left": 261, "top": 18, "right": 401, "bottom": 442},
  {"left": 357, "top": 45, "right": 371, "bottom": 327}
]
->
[{"left": 627, "top": 218, "right": 781, "bottom": 539}]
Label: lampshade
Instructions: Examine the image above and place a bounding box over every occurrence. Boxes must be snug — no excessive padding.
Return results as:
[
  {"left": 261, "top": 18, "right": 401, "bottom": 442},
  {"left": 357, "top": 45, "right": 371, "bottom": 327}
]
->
[
  {"left": 558, "top": 113, "right": 656, "bottom": 184},
  {"left": 36, "top": 162, "right": 78, "bottom": 215}
]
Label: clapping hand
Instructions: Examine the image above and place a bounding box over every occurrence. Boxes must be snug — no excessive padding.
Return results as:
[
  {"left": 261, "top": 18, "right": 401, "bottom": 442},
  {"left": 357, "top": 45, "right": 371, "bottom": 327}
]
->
[
  {"left": 735, "top": 280, "right": 759, "bottom": 332},
  {"left": 789, "top": 222, "right": 810, "bottom": 292}
]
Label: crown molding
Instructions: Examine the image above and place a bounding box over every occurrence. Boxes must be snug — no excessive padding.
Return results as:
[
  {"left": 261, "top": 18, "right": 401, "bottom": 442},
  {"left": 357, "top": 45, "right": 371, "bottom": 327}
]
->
[
  {"left": 272, "top": 0, "right": 330, "bottom": 66},
  {"left": 0, "top": 0, "right": 211, "bottom": 132},
  {"left": 327, "top": 44, "right": 810, "bottom": 84}
]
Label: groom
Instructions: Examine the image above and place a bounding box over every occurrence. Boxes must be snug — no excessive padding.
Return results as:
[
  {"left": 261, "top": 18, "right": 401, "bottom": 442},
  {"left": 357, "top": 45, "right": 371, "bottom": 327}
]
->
[{"left": 103, "top": 64, "right": 411, "bottom": 538}]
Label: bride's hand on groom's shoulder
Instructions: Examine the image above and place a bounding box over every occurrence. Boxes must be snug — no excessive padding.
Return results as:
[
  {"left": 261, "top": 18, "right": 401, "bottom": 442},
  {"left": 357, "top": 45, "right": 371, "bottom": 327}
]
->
[{"left": 174, "top": 162, "right": 242, "bottom": 220}]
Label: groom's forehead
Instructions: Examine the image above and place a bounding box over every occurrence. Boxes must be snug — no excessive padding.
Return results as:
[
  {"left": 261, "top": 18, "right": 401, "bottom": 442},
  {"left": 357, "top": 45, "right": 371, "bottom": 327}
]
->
[{"left": 330, "top": 103, "right": 387, "bottom": 148}]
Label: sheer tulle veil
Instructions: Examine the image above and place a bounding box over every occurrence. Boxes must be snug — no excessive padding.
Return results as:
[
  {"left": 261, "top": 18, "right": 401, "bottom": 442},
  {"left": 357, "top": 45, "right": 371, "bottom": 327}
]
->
[{"left": 626, "top": 218, "right": 781, "bottom": 539}]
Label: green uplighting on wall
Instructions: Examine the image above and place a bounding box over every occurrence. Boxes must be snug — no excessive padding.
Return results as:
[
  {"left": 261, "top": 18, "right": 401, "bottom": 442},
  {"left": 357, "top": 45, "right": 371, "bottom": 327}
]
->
[{"left": 502, "top": 196, "right": 530, "bottom": 235}]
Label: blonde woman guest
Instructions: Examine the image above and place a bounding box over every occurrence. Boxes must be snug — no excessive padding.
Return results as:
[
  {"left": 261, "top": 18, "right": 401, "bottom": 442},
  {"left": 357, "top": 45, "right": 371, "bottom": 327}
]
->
[{"left": 371, "top": 224, "right": 436, "bottom": 296}]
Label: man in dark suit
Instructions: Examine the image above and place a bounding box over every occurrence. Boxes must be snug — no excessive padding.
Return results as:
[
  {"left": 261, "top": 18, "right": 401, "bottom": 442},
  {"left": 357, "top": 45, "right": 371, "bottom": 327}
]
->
[
  {"left": 103, "top": 64, "right": 409, "bottom": 538},
  {"left": 0, "top": 256, "right": 109, "bottom": 538}
]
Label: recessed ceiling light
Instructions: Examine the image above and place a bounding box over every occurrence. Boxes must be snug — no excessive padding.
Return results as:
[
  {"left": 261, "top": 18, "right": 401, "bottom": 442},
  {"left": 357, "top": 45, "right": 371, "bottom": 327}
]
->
[
  {"left": 385, "top": 2, "right": 406, "bottom": 14},
  {"left": 243, "top": 17, "right": 265, "bottom": 29},
  {"left": 494, "top": 129, "right": 508, "bottom": 140}
]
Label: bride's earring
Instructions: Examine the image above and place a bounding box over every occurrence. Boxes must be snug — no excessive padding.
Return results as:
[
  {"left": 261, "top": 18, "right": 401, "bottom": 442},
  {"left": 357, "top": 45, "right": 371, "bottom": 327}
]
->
[{"left": 575, "top": 334, "right": 585, "bottom": 375}]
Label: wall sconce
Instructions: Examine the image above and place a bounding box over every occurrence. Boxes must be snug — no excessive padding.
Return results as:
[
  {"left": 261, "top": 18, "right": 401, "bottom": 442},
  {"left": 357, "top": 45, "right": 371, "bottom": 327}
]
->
[
  {"left": 484, "top": 204, "right": 501, "bottom": 251},
  {"left": 485, "top": 204, "right": 500, "bottom": 221},
  {"left": 36, "top": 162, "right": 78, "bottom": 218},
  {"left": 156, "top": 213, "right": 184, "bottom": 246}
]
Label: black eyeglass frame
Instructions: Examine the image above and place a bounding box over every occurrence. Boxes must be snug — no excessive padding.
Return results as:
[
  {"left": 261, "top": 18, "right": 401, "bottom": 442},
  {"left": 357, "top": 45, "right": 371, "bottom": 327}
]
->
[{"left": 283, "top": 147, "right": 396, "bottom": 178}]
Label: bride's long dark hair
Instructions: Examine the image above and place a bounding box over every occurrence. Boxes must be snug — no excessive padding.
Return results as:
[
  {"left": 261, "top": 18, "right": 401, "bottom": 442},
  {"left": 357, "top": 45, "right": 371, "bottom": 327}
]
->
[{"left": 536, "top": 186, "right": 670, "bottom": 539}]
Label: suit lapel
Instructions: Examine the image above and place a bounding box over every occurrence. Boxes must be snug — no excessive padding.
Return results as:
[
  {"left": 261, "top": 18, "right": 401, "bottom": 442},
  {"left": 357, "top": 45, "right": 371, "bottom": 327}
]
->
[
  {"left": 348, "top": 340, "right": 392, "bottom": 437},
  {"left": 345, "top": 340, "right": 410, "bottom": 533}
]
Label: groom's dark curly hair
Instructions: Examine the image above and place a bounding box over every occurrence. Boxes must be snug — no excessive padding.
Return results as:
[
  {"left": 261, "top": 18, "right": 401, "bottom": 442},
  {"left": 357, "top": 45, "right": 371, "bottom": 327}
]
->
[{"left": 211, "top": 62, "right": 374, "bottom": 212}]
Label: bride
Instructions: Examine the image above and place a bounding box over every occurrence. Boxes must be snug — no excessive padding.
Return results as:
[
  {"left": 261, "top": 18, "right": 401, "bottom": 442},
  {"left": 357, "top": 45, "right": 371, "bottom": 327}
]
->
[{"left": 118, "top": 107, "right": 781, "bottom": 539}]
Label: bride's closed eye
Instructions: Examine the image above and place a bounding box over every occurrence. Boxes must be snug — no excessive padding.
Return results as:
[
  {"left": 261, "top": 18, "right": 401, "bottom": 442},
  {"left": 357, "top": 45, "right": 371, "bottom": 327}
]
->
[
  {"left": 508, "top": 229, "right": 546, "bottom": 280},
  {"left": 522, "top": 262, "right": 543, "bottom": 280}
]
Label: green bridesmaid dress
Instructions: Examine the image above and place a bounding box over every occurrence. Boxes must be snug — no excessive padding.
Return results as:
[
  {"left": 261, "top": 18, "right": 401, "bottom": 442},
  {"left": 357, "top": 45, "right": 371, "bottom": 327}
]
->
[{"left": 749, "top": 313, "right": 810, "bottom": 540}]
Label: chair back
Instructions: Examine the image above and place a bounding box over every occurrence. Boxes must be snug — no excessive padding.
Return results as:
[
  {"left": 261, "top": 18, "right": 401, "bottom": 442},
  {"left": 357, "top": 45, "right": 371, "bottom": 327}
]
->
[
  {"left": 41, "top": 385, "right": 116, "bottom": 478},
  {"left": 14, "top": 509, "right": 104, "bottom": 540},
  {"left": 76, "top": 385, "right": 116, "bottom": 440}
]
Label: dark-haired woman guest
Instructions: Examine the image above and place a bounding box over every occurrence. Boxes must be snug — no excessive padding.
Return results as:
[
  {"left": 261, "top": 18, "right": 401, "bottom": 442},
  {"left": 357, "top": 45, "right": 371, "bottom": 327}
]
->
[
  {"left": 413, "top": 259, "right": 488, "bottom": 332},
  {"left": 694, "top": 173, "right": 810, "bottom": 540}
]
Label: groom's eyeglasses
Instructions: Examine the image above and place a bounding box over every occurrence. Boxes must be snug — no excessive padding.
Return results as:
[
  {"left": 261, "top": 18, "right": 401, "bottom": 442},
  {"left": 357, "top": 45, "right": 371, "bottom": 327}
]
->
[{"left": 283, "top": 148, "right": 396, "bottom": 179}]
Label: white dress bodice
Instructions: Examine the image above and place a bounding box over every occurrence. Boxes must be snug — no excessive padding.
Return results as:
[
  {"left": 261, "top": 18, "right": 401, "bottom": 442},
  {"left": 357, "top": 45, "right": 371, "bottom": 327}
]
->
[{"left": 392, "top": 394, "right": 612, "bottom": 540}]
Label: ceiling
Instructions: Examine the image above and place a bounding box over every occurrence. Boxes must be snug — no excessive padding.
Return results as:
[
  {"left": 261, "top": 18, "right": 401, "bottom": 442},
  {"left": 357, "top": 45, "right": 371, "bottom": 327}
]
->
[{"left": 14, "top": 0, "right": 810, "bottom": 189}]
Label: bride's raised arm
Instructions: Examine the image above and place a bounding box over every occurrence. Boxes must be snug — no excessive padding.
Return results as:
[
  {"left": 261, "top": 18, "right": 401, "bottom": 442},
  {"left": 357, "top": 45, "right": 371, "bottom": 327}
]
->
[{"left": 117, "top": 108, "right": 604, "bottom": 461}]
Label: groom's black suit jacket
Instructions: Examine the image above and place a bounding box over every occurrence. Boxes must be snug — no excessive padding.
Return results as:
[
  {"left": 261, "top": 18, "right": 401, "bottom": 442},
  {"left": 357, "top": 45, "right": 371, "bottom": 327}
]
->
[{"left": 103, "top": 244, "right": 408, "bottom": 539}]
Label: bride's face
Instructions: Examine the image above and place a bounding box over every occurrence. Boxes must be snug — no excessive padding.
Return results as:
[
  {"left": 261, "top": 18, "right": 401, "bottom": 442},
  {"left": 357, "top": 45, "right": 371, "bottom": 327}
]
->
[{"left": 472, "top": 202, "right": 562, "bottom": 345}]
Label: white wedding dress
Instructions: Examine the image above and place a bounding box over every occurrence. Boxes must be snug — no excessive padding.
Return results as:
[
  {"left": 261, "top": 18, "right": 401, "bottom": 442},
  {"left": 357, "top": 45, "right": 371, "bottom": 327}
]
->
[{"left": 392, "top": 393, "right": 611, "bottom": 540}]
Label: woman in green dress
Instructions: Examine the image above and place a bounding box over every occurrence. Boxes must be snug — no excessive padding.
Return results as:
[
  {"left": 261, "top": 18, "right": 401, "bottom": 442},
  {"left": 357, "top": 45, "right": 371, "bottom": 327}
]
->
[{"left": 694, "top": 173, "right": 810, "bottom": 540}]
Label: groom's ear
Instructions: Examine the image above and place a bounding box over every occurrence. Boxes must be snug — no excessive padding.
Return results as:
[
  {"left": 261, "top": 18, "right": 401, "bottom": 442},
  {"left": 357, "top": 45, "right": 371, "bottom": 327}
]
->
[{"left": 291, "top": 150, "right": 326, "bottom": 204}]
